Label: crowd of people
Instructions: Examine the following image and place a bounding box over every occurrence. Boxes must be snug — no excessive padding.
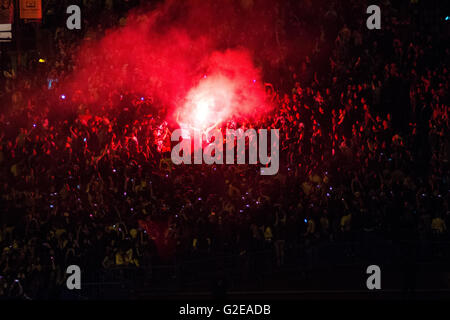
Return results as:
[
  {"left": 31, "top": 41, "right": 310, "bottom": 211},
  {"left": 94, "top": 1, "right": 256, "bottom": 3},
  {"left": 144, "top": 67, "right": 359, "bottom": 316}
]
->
[{"left": 0, "top": 0, "right": 449, "bottom": 299}]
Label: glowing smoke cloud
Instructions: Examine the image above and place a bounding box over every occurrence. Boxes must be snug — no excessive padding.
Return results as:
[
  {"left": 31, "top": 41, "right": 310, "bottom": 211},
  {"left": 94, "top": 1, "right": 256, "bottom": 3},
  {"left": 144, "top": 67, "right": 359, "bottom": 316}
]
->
[
  {"left": 178, "top": 50, "right": 266, "bottom": 131},
  {"left": 64, "top": 0, "right": 277, "bottom": 126}
]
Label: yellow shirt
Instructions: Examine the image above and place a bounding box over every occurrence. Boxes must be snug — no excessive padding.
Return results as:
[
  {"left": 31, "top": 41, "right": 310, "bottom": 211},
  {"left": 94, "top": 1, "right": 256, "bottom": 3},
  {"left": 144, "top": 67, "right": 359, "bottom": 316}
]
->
[
  {"left": 301, "top": 182, "right": 312, "bottom": 195},
  {"left": 341, "top": 214, "right": 352, "bottom": 232},
  {"left": 55, "top": 228, "right": 66, "bottom": 239},
  {"left": 264, "top": 227, "right": 273, "bottom": 240},
  {"left": 115, "top": 252, "right": 124, "bottom": 266},
  {"left": 431, "top": 218, "right": 446, "bottom": 234},
  {"left": 306, "top": 220, "right": 316, "bottom": 234},
  {"left": 11, "top": 164, "right": 19, "bottom": 177}
]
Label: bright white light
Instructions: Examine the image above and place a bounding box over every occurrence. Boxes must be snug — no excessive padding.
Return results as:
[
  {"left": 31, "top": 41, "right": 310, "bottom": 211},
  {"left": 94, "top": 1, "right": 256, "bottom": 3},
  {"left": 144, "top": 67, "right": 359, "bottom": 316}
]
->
[{"left": 194, "top": 98, "right": 211, "bottom": 126}]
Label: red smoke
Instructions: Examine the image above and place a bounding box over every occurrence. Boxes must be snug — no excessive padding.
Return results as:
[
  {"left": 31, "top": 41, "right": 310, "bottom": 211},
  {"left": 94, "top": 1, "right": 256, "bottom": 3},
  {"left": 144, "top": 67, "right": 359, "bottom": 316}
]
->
[
  {"left": 177, "top": 50, "right": 266, "bottom": 130},
  {"left": 63, "top": 0, "right": 280, "bottom": 125}
]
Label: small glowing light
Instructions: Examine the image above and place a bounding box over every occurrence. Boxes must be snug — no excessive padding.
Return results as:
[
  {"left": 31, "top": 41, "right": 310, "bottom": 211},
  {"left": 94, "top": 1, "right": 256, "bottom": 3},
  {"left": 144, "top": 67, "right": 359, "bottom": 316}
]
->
[
  {"left": 140, "top": 97, "right": 145, "bottom": 101},
  {"left": 304, "top": 219, "right": 307, "bottom": 223},
  {"left": 446, "top": 16, "right": 450, "bottom": 21},
  {"left": 60, "top": 94, "right": 66, "bottom": 100},
  {"left": 252, "top": 79, "right": 256, "bottom": 83},
  {"left": 203, "top": 74, "right": 207, "bottom": 79},
  {"left": 38, "top": 58, "right": 46, "bottom": 63}
]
